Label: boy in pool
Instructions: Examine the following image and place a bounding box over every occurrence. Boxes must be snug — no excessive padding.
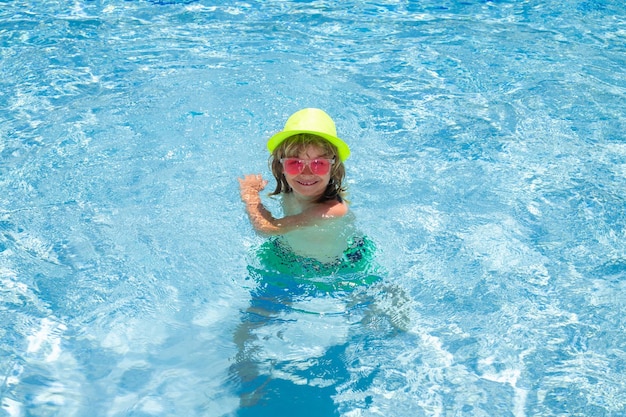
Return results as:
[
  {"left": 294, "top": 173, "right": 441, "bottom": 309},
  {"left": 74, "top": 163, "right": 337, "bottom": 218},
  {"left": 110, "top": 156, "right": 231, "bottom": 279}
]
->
[{"left": 239, "top": 108, "right": 374, "bottom": 275}]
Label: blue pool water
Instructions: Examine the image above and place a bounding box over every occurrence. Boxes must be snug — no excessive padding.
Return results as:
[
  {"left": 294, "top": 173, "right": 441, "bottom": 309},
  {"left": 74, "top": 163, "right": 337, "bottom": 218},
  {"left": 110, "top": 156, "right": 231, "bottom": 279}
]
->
[{"left": 1, "top": 0, "right": 626, "bottom": 416}]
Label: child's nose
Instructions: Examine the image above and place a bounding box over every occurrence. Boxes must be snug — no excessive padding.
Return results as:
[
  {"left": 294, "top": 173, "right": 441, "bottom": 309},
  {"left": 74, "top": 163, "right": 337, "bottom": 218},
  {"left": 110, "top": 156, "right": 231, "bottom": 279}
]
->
[{"left": 301, "top": 163, "right": 314, "bottom": 175}]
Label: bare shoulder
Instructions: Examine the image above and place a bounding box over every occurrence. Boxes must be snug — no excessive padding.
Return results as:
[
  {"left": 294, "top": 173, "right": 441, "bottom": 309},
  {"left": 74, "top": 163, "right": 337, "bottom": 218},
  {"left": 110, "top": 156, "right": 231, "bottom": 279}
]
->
[
  {"left": 314, "top": 199, "right": 349, "bottom": 218},
  {"left": 276, "top": 195, "right": 348, "bottom": 234}
]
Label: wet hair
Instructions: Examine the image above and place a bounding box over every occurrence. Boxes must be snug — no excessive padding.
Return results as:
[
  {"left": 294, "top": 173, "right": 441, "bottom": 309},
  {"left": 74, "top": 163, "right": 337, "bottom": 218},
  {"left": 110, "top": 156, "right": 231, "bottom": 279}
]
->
[{"left": 269, "top": 133, "right": 347, "bottom": 203}]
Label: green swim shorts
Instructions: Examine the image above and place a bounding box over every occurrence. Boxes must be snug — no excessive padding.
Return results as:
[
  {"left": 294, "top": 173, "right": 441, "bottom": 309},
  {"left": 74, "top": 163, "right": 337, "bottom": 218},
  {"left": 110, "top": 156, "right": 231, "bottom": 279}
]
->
[{"left": 249, "top": 235, "right": 380, "bottom": 292}]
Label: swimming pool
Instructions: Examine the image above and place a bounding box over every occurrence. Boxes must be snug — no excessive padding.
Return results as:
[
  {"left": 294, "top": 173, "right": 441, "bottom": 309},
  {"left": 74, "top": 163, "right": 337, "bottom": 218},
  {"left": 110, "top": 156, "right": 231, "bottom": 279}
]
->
[{"left": 1, "top": 0, "right": 625, "bottom": 415}]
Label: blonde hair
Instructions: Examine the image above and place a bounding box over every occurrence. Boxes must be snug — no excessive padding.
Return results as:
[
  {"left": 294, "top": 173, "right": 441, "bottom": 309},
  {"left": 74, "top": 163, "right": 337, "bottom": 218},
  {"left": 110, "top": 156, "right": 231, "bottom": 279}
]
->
[{"left": 269, "top": 133, "right": 347, "bottom": 203}]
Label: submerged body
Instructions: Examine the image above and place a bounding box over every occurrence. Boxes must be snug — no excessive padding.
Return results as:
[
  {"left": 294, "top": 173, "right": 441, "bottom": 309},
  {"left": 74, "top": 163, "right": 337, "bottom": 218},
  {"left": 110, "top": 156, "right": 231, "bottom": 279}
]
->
[
  {"left": 241, "top": 179, "right": 375, "bottom": 278},
  {"left": 279, "top": 192, "right": 357, "bottom": 262},
  {"left": 258, "top": 192, "right": 377, "bottom": 283}
]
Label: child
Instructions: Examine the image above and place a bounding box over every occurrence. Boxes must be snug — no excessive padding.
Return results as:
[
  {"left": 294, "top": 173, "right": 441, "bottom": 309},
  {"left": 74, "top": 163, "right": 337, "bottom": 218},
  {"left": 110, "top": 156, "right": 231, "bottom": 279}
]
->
[
  {"left": 232, "top": 111, "right": 407, "bottom": 412},
  {"left": 239, "top": 108, "right": 374, "bottom": 276}
]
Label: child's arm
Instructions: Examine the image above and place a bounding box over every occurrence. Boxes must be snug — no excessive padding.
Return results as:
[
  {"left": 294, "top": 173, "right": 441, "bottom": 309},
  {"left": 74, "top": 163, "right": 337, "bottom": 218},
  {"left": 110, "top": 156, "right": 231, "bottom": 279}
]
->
[
  {"left": 238, "top": 174, "right": 346, "bottom": 235},
  {"left": 238, "top": 174, "right": 281, "bottom": 235}
]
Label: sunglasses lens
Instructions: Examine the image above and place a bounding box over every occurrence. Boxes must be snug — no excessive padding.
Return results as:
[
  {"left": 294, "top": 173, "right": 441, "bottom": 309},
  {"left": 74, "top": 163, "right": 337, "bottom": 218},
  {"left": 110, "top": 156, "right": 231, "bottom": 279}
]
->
[
  {"left": 283, "top": 159, "right": 304, "bottom": 175},
  {"left": 310, "top": 159, "right": 330, "bottom": 175}
]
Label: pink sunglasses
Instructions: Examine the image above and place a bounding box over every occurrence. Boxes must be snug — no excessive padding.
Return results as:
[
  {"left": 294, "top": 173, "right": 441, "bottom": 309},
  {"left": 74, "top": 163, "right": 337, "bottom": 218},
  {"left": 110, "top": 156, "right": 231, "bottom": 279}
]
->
[{"left": 280, "top": 158, "right": 335, "bottom": 175}]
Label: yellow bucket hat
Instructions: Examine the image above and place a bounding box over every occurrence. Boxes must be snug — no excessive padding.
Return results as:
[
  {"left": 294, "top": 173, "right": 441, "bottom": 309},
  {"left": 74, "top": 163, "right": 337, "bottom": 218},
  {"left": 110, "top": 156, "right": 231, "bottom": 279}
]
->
[{"left": 266, "top": 108, "right": 351, "bottom": 161}]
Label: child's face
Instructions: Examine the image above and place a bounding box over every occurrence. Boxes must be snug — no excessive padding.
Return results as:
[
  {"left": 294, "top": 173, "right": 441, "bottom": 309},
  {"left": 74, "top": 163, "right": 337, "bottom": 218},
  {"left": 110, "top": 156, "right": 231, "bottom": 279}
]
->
[{"left": 283, "top": 144, "right": 333, "bottom": 200}]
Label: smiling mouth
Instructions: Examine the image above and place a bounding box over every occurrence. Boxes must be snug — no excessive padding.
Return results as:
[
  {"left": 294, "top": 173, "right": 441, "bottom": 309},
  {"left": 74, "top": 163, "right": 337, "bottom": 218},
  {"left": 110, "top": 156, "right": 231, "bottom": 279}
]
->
[{"left": 296, "top": 179, "right": 319, "bottom": 186}]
